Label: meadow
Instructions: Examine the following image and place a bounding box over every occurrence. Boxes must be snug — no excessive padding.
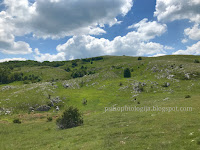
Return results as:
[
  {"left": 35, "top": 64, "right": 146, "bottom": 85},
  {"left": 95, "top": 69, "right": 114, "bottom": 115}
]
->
[{"left": 0, "top": 55, "right": 200, "bottom": 150}]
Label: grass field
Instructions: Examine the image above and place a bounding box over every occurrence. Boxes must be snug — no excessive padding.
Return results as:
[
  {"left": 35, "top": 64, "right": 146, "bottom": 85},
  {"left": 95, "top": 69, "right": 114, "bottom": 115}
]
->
[{"left": 0, "top": 55, "right": 200, "bottom": 150}]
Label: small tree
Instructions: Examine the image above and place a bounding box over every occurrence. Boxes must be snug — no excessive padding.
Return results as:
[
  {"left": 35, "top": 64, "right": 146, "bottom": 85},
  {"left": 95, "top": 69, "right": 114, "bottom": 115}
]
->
[
  {"left": 56, "top": 106, "right": 83, "bottom": 129},
  {"left": 138, "top": 57, "right": 142, "bottom": 60},
  {"left": 13, "top": 118, "right": 21, "bottom": 124},
  {"left": 194, "top": 59, "right": 200, "bottom": 63},
  {"left": 124, "top": 68, "right": 131, "bottom": 78}
]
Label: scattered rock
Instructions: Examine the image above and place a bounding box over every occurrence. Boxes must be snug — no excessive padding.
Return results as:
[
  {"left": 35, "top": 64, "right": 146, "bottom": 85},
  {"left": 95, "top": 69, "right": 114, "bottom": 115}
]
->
[
  {"left": 56, "top": 106, "right": 59, "bottom": 111},
  {"left": 1, "top": 86, "right": 15, "bottom": 91},
  {"left": 36, "top": 105, "right": 51, "bottom": 111},
  {"left": 185, "top": 73, "right": 190, "bottom": 80},
  {"left": 29, "top": 107, "right": 34, "bottom": 111},
  {"left": 51, "top": 96, "right": 62, "bottom": 104}
]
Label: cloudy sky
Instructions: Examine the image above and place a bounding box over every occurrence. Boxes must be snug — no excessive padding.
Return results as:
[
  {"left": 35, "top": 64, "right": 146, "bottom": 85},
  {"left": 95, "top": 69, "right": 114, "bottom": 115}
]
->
[{"left": 0, "top": 0, "right": 200, "bottom": 62}]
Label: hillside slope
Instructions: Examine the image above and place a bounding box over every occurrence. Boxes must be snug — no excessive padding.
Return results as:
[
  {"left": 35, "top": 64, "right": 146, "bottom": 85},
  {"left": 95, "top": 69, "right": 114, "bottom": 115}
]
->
[{"left": 0, "top": 55, "right": 200, "bottom": 150}]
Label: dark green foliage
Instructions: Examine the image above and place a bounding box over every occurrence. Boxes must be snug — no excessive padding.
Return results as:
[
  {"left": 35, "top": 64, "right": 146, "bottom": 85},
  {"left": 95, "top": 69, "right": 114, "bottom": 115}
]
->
[
  {"left": 194, "top": 59, "right": 200, "bottom": 63},
  {"left": 0, "top": 60, "right": 67, "bottom": 69},
  {"left": 56, "top": 106, "right": 83, "bottom": 129},
  {"left": 23, "top": 81, "right": 30, "bottom": 84},
  {"left": 197, "top": 140, "right": 200, "bottom": 145},
  {"left": 0, "top": 66, "right": 42, "bottom": 84},
  {"left": 65, "top": 67, "right": 71, "bottom": 72},
  {"left": 138, "top": 57, "right": 142, "bottom": 60},
  {"left": 82, "top": 56, "right": 103, "bottom": 63},
  {"left": 119, "top": 82, "right": 123, "bottom": 86},
  {"left": 71, "top": 66, "right": 95, "bottom": 78},
  {"left": 24, "top": 74, "right": 42, "bottom": 83},
  {"left": 0, "top": 67, "right": 23, "bottom": 84},
  {"left": 185, "top": 95, "right": 191, "bottom": 98},
  {"left": 47, "top": 117, "right": 53, "bottom": 122},
  {"left": 13, "top": 118, "right": 21, "bottom": 124},
  {"left": 124, "top": 68, "right": 131, "bottom": 78},
  {"left": 72, "top": 61, "right": 78, "bottom": 68},
  {"left": 71, "top": 69, "right": 87, "bottom": 78}
]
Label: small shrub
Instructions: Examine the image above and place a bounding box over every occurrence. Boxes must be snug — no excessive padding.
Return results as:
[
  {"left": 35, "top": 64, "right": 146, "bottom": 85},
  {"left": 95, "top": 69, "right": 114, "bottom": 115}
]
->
[
  {"left": 13, "top": 118, "right": 21, "bottom": 124},
  {"left": 65, "top": 67, "right": 71, "bottom": 72},
  {"left": 23, "top": 80, "right": 29, "bottom": 84},
  {"left": 56, "top": 106, "right": 83, "bottom": 129},
  {"left": 185, "top": 95, "right": 191, "bottom": 98},
  {"left": 197, "top": 140, "right": 200, "bottom": 145},
  {"left": 138, "top": 57, "right": 142, "bottom": 60},
  {"left": 47, "top": 117, "right": 53, "bottom": 122},
  {"left": 124, "top": 68, "right": 131, "bottom": 78},
  {"left": 82, "top": 98, "right": 87, "bottom": 105},
  {"left": 119, "top": 82, "right": 123, "bottom": 86},
  {"left": 194, "top": 59, "right": 200, "bottom": 63},
  {"left": 72, "top": 61, "right": 78, "bottom": 67}
]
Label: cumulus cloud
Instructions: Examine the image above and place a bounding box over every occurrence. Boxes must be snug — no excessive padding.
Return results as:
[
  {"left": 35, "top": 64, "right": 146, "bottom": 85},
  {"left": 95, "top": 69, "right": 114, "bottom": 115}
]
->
[
  {"left": 128, "top": 18, "right": 167, "bottom": 40},
  {"left": 154, "top": 0, "right": 200, "bottom": 54},
  {"left": 2, "top": 0, "right": 133, "bottom": 39},
  {"left": 0, "top": 11, "right": 32, "bottom": 54},
  {"left": 0, "top": 58, "right": 26, "bottom": 63},
  {"left": 181, "top": 39, "right": 188, "bottom": 44},
  {"left": 151, "top": 53, "right": 166, "bottom": 57},
  {"left": 173, "top": 41, "right": 200, "bottom": 55},
  {"left": 184, "top": 24, "right": 200, "bottom": 40},
  {"left": 154, "top": 0, "right": 200, "bottom": 23},
  {"left": 34, "top": 48, "right": 66, "bottom": 62},
  {"left": 35, "top": 19, "right": 167, "bottom": 61},
  {"left": 0, "top": 0, "right": 133, "bottom": 55}
]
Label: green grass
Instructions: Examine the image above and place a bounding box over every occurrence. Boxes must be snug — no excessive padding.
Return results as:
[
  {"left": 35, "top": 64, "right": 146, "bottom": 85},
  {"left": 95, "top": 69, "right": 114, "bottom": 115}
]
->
[{"left": 0, "top": 55, "right": 200, "bottom": 149}]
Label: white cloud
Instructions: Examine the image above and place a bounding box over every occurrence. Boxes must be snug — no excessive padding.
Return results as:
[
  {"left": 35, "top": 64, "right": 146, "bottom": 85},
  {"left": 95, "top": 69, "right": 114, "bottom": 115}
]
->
[
  {"left": 173, "top": 41, "right": 200, "bottom": 55},
  {"left": 35, "top": 19, "right": 167, "bottom": 61},
  {"left": 181, "top": 39, "right": 188, "bottom": 44},
  {"left": 164, "top": 46, "right": 174, "bottom": 50},
  {"left": 2, "top": 0, "right": 133, "bottom": 39},
  {"left": 184, "top": 24, "right": 200, "bottom": 40},
  {"left": 0, "top": 58, "right": 26, "bottom": 63},
  {"left": 0, "top": 11, "right": 32, "bottom": 54},
  {"left": 154, "top": 0, "right": 200, "bottom": 23},
  {"left": 34, "top": 48, "right": 66, "bottom": 62},
  {"left": 151, "top": 53, "right": 166, "bottom": 57},
  {"left": 154, "top": 0, "right": 200, "bottom": 51},
  {"left": 128, "top": 18, "right": 167, "bottom": 40},
  {"left": 0, "top": 0, "right": 133, "bottom": 55}
]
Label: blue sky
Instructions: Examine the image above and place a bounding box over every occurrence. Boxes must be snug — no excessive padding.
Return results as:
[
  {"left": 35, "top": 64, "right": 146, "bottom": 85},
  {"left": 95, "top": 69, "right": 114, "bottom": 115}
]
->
[{"left": 0, "top": 0, "right": 200, "bottom": 62}]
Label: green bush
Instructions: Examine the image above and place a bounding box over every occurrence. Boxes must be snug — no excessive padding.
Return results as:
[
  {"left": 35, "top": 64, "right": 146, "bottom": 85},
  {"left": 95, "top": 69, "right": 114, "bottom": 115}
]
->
[
  {"left": 65, "top": 67, "right": 71, "bottom": 72},
  {"left": 194, "top": 59, "right": 200, "bottom": 63},
  {"left": 13, "top": 118, "right": 21, "bottom": 124},
  {"left": 185, "top": 95, "right": 191, "bottom": 98},
  {"left": 56, "top": 106, "right": 83, "bottom": 129},
  {"left": 47, "top": 117, "right": 53, "bottom": 122},
  {"left": 124, "top": 68, "right": 131, "bottom": 78},
  {"left": 138, "top": 57, "right": 142, "bottom": 60}
]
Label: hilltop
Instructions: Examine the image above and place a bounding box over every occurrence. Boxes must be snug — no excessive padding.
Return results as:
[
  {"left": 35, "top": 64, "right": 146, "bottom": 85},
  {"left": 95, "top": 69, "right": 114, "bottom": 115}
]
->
[{"left": 0, "top": 55, "right": 200, "bottom": 150}]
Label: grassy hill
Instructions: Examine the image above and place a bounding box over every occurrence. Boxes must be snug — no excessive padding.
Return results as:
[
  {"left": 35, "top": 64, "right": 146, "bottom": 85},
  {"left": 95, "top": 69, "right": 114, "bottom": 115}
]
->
[{"left": 0, "top": 55, "right": 200, "bottom": 150}]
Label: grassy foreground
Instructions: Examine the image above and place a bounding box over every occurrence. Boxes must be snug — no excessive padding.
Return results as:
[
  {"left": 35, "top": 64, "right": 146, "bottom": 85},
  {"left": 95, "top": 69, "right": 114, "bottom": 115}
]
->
[{"left": 0, "top": 55, "right": 200, "bottom": 150}]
